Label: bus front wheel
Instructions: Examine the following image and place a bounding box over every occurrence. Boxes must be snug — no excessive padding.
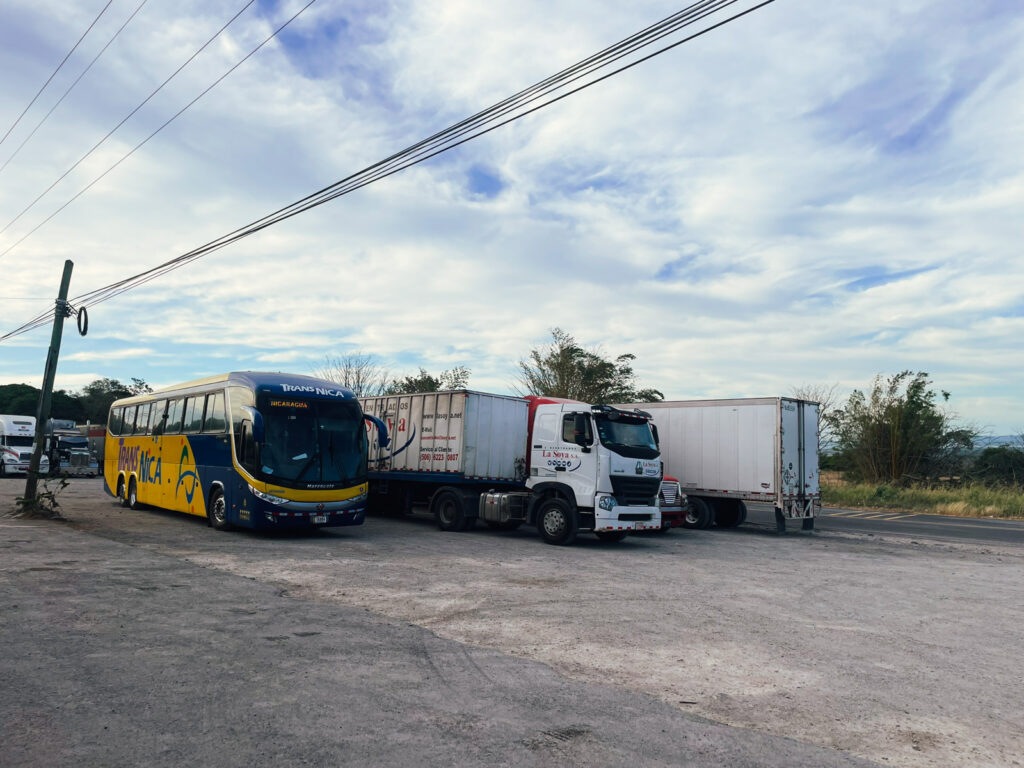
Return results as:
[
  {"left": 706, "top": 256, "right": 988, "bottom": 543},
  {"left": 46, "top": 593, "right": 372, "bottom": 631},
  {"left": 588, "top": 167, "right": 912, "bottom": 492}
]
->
[
  {"left": 208, "top": 489, "right": 231, "bottom": 531},
  {"left": 126, "top": 478, "right": 139, "bottom": 510}
]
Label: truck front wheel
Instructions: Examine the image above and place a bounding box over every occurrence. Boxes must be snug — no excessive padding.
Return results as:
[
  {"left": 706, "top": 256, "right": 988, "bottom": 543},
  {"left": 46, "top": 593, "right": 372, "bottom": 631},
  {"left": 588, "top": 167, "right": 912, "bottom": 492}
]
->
[
  {"left": 433, "top": 489, "right": 470, "bottom": 532},
  {"left": 537, "top": 498, "right": 578, "bottom": 546}
]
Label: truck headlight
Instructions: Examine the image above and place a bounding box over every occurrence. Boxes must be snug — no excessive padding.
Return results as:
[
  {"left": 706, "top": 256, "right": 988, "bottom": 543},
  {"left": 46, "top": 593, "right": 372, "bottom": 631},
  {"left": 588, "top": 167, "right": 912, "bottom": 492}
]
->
[{"left": 598, "top": 495, "right": 617, "bottom": 511}]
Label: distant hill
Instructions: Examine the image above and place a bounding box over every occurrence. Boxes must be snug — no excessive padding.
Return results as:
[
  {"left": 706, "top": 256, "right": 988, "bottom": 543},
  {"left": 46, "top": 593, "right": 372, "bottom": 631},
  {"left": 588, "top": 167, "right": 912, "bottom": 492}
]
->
[{"left": 974, "top": 435, "right": 1021, "bottom": 450}]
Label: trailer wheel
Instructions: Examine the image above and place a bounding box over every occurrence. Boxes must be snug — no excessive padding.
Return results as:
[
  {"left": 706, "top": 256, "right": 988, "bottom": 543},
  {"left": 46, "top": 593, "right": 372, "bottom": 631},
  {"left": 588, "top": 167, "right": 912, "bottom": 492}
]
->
[
  {"left": 682, "top": 497, "right": 712, "bottom": 529},
  {"left": 433, "top": 489, "right": 469, "bottom": 532},
  {"left": 537, "top": 498, "right": 578, "bottom": 546},
  {"left": 595, "top": 531, "right": 627, "bottom": 543},
  {"left": 715, "top": 500, "right": 747, "bottom": 528}
]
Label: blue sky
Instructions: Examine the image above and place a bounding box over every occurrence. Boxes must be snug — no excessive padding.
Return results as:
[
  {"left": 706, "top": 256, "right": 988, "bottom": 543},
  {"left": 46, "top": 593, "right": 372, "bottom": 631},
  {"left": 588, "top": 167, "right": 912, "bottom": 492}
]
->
[{"left": 0, "top": 0, "right": 1022, "bottom": 435}]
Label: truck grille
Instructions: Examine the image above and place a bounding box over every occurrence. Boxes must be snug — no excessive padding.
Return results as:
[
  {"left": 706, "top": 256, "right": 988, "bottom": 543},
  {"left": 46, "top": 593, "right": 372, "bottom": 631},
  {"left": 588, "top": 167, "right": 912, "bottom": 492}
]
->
[
  {"left": 610, "top": 476, "right": 660, "bottom": 506},
  {"left": 660, "top": 481, "right": 680, "bottom": 505}
]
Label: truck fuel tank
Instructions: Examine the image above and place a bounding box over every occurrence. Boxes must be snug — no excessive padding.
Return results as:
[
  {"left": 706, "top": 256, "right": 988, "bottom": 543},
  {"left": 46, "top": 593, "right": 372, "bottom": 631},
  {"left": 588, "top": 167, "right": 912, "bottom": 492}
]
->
[{"left": 479, "top": 491, "right": 530, "bottom": 524}]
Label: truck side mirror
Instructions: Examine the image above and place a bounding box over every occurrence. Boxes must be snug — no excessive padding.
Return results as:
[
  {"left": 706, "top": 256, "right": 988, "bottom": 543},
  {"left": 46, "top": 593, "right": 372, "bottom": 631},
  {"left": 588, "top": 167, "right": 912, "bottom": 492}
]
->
[{"left": 652, "top": 424, "right": 660, "bottom": 447}]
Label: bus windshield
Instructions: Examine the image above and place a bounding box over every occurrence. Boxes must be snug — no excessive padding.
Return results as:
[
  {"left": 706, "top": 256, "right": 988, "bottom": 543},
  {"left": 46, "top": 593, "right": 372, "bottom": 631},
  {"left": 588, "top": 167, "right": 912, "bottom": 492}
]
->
[
  {"left": 257, "top": 396, "right": 367, "bottom": 485},
  {"left": 594, "top": 415, "right": 658, "bottom": 459}
]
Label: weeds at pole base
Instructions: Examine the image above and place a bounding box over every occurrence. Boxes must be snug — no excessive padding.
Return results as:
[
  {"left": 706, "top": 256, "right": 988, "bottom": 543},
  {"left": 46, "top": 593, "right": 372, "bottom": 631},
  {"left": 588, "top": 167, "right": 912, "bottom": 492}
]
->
[{"left": 8, "top": 475, "right": 69, "bottom": 520}]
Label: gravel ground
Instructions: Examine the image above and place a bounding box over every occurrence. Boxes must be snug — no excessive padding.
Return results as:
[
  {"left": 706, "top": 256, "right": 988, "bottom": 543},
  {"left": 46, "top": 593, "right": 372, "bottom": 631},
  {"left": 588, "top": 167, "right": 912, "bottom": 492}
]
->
[{"left": 5, "top": 477, "right": 1023, "bottom": 767}]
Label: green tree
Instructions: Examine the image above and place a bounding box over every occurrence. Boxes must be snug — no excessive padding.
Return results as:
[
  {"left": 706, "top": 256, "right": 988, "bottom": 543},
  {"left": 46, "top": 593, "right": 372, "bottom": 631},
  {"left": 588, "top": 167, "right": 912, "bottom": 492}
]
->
[
  {"left": 832, "top": 371, "right": 975, "bottom": 483},
  {"left": 0, "top": 383, "right": 85, "bottom": 421},
  {"left": 385, "top": 366, "right": 470, "bottom": 395},
  {"left": 971, "top": 444, "right": 1024, "bottom": 487},
  {"left": 516, "top": 328, "right": 663, "bottom": 403},
  {"left": 77, "top": 377, "right": 152, "bottom": 424}
]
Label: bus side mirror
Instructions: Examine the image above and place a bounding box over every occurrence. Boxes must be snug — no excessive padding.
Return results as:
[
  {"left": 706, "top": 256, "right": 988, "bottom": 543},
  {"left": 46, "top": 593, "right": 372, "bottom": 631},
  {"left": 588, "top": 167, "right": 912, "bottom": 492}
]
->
[
  {"left": 363, "top": 413, "right": 390, "bottom": 449},
  {"left": 241, "top": 406, "right": 264, "bottom": 443}
]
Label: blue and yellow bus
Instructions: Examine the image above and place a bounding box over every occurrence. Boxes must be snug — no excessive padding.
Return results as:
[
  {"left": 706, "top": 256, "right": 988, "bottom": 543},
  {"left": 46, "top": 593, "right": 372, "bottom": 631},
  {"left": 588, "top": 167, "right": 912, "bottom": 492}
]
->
[{"left": 104, "top": 372, "right": 388, "bottom": 531}]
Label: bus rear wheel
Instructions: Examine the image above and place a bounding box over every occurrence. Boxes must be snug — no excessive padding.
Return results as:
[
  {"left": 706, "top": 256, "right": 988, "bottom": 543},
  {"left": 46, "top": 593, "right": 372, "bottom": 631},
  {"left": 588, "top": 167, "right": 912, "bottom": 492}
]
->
[
  {"left": 117, "top": 476, "right": 127, "bottom": 507},
  {"left": 126, "top": 478, "right": 139, "bottom": 510},
  {"left": 208, "top": 489, "right": 231, "bottom": 531}
]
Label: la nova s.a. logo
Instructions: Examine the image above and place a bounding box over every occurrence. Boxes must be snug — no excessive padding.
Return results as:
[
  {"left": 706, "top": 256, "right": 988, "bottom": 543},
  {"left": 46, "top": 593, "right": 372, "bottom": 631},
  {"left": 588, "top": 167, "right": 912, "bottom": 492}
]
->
[{"left": 635, "top": 461, "right": 643, "bottom": 475}]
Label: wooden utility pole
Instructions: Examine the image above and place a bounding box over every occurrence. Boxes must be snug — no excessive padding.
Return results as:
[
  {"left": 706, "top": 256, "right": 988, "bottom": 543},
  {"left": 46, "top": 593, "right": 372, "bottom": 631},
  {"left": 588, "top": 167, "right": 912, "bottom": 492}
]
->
[{"left": 23, "top": 259, "right": 74, "bottom": 504}]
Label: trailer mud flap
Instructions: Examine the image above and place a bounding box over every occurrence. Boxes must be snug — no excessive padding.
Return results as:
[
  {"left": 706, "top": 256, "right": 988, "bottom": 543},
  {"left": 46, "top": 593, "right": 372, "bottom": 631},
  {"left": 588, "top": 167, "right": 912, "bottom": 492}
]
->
[{"left": 783, "top": 498, "right": 817, "bottom": 519}]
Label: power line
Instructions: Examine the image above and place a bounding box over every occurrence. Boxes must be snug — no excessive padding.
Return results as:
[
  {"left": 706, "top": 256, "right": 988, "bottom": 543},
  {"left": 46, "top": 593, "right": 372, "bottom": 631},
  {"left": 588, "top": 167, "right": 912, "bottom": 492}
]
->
[
  {"left": 0, "top": 0, "right": 318, "bottom": 261},
  {"left": 0, "top": 0, "right": 114, "bottom": 149},
  {"left": 1, "top": 0, "right": 775, "bottom": 342},
  {"left": 0, "top": 0, "right": 152, "bottom": 178},
  {"left": 0, "top": 0, "right": 258, "bottom": 239}
]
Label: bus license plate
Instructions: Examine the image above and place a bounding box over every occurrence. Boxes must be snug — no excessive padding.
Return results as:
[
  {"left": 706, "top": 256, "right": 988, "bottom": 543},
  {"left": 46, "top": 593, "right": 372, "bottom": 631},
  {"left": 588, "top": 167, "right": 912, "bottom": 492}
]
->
[{"left": 312, "top": 514, "right": 328, "bottom": 524}]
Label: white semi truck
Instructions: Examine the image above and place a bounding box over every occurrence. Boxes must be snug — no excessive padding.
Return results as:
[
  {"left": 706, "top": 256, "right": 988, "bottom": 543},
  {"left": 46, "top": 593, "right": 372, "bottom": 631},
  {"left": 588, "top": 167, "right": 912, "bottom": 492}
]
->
[
  {"left": 0, "top": 414, "right": 50, "bottom": 477},
  {"left": 360, "top": 390, "right": 662, "bottom": 545},
  {"left": 617, "top": 398, "right": 820, "bottom": 533}
]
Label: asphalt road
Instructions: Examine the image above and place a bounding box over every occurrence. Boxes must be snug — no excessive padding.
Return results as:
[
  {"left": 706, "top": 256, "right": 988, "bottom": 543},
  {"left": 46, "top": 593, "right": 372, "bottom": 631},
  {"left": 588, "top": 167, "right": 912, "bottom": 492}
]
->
[
  {"left": 740, "top": 503, "right": 1024, "bottom": 545},
  {"left": 0, "top": 514, "right": 876, "bottom": 768}
]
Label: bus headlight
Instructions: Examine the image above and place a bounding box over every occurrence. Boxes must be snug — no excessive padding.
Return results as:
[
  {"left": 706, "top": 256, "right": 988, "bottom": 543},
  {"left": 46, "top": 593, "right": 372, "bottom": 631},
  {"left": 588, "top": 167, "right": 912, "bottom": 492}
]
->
[
  {"left": 598, "top": 494, "right": 617, "bottom": 511},
  {"left": 249, "top": 485, "right": 289, "bottom": 505}
]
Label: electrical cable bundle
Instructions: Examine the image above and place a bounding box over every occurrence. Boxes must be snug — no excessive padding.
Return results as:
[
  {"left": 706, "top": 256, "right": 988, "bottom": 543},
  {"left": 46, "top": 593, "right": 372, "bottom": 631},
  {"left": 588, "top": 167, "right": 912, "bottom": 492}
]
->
[{"left": 1, "top": 0, "right": 775, "bottom": 342}]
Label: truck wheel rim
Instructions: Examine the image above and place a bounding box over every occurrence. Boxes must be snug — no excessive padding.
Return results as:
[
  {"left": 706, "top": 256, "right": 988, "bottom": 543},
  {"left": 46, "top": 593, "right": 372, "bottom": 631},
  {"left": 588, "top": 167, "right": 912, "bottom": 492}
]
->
[{"left": 543, "top": 509, "right": 566, "bottom": 536}]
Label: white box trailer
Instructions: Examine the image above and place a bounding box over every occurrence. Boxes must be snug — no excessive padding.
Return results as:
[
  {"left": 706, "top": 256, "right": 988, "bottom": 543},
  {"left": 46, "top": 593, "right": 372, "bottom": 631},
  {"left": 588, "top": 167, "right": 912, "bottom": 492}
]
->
[
  {"left": 617, "top": 398, "right": 820, "bottom": 532},
  {"left": 363, "top": 390, "right": 528, "bottom": 480}
]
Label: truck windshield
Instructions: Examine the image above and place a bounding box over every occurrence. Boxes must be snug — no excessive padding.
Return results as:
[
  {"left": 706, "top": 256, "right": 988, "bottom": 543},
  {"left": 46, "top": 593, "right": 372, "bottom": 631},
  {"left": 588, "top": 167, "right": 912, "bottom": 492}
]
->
[
  {"left": 594, "top": 416, "right": 658, "bottom": 459},
  {"left": 257, "top": 396, "right": 367, "bottom": 486},
  {"left": 6, "top": 436, "right": 34, "bottom": 447}
]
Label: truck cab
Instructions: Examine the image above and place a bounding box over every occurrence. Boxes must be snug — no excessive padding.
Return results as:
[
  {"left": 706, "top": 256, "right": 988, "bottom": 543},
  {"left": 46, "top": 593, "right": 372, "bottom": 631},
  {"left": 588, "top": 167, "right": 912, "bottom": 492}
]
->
[
  {"left": 525, "top": 398, "right": 662, "bottom": 542},
  {"left": 0, "top": 414, "right": 50, "bottom": 477}
]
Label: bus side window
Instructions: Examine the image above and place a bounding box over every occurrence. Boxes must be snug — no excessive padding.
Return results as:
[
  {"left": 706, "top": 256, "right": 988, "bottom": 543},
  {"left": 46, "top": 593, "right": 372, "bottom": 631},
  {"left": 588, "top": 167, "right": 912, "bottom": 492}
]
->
[
  {"left": 165, "top": 399, "right": 183, "bottom": 434},
  {"left": 134, "top": 403, "right": 152, "bottom": 435},
  {"left": 183, "top": 397, "right": 203, "bottom": 433},
  {"left": 151, "top": 400, "right": 168, "bottom": 435},
  {"left": 109, "top": 407, "right": 123, "bottom": 435},
  {"left": 203, "top": 392, "right": 226, "bottom": 433},
  {"left": 123, "top": 405, "right": 138, "bottom": 435}
]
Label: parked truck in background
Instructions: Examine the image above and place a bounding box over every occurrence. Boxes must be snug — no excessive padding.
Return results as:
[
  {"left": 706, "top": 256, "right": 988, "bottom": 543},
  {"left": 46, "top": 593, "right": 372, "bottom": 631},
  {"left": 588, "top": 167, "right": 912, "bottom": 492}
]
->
[
  {"left": 657, "top": 475, "right": 686, "bottom": 531},
  {"left": 360, "top": 390, "right": 662, "bottom": 545},
  {"left": 617, "top": 398, "right": 820, "bottom": 533},
  {"left": 0, "top": 414, "right": 50, "bottom": 477},
  {"left": 45, "top": 419, "right": 95, "bottom": 476}
]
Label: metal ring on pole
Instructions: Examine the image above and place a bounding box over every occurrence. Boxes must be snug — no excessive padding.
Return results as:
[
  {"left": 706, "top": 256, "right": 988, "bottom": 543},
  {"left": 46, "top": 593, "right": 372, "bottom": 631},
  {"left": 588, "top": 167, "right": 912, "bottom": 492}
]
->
[{"left": 77, "top": 306, "right": 88, "bottom": 336}]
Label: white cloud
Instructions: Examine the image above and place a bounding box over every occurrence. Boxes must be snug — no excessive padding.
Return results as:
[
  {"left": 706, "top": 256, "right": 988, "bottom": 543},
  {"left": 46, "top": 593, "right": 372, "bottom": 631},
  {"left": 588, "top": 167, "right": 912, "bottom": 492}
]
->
[{"left": 0, "top": 0, "right": 1021, "bottom": 432}]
